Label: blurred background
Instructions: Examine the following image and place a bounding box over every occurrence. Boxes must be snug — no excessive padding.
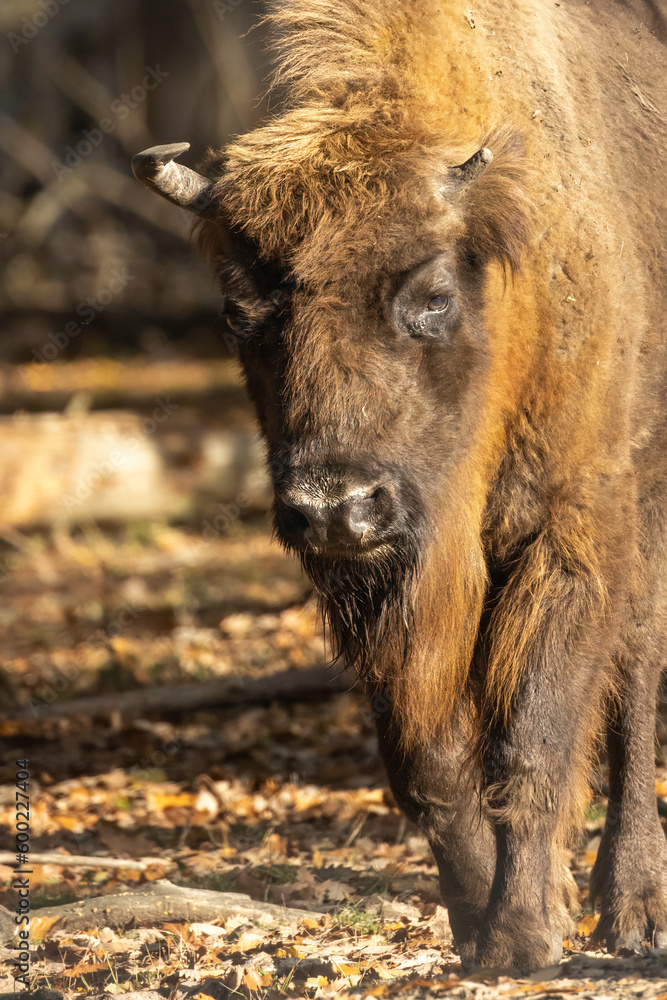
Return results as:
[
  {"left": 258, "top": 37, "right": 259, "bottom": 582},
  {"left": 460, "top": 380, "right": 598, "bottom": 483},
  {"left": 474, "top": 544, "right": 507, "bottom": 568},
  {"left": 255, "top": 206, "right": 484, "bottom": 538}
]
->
[
  {"left": 0, "top": 0, "right": 349, "bottom": 755},
  {"left": 0, "top": 10, "right": 406, "bottom": 964}
]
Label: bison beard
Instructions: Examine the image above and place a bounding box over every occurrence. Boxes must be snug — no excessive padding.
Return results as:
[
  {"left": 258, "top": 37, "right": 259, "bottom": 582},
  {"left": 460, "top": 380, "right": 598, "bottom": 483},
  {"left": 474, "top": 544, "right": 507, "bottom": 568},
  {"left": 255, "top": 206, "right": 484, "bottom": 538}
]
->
[
  {"left": 132, "top": 0, "right": 667, "bottom": 975},
  {"left": 301, "top": 542, "right": 420, "bottom": 682}
]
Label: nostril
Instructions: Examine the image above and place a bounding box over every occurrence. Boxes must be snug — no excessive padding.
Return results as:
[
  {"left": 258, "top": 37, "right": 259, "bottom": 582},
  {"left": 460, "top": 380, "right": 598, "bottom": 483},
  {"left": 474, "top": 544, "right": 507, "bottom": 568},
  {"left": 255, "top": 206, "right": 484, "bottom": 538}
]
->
[
  {"left": 289, "top": 506, "right": 311, "bottom": 532},
  {"left": 279, "top": 499, "right": 315, "bottom": 536}
]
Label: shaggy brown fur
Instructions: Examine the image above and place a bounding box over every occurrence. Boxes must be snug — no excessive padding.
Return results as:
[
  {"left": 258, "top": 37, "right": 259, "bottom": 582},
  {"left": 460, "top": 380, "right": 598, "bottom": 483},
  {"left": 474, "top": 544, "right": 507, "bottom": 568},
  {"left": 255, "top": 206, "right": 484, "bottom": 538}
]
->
[{"left": 181, "top": 0, "right": 667, "bottom": 973}]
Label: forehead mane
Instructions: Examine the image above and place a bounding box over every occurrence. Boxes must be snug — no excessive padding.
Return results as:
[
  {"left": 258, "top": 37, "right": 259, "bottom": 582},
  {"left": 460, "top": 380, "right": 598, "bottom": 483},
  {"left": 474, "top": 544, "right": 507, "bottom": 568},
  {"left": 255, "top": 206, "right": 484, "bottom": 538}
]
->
[{"left": 197, "top": 1, "right": 534, "bottom": 279}]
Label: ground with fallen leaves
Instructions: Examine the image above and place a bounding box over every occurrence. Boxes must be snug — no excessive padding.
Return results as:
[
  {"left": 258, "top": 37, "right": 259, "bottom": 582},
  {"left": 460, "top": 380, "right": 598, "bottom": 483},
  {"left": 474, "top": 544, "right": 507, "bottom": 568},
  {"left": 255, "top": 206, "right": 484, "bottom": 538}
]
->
[{"left": 2, "top": 521, "right": 667, "bottom": 999}]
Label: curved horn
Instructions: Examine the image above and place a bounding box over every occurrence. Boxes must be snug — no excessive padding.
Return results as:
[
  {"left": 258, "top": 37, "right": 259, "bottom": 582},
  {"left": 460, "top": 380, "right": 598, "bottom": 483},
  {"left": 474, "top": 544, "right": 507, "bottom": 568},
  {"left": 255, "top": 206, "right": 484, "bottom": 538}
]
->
[
  {"left": 451, "top": 146, "right": 493, "bottom": 185},
  {"left": 132, "top": 142, "right": 216, "bottom": 217}
]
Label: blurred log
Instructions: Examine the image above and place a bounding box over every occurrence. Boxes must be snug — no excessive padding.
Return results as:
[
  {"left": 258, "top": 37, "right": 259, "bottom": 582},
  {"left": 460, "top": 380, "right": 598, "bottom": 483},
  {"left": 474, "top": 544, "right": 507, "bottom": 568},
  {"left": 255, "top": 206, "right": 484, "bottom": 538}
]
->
[
  {"left": 0, "top": 992, "right": 63, "bottom": 1000},
  {"left": 0, "top": 357, "right": 242, "bottom": 403},
  {"left": 87, "top": 994, "right": 157, "bottom": 1000},
  {"left": 6, "top": 664, "right": 355, "bottom": 722},
  {"left": 3, "top": 879, "right": 323, "bottom": 944},
  {"left": 0, "top": 409, "right": 185, "bottom": 528},
  {"left": 0, "top": 404, "right": 271, "bottom": 528}
]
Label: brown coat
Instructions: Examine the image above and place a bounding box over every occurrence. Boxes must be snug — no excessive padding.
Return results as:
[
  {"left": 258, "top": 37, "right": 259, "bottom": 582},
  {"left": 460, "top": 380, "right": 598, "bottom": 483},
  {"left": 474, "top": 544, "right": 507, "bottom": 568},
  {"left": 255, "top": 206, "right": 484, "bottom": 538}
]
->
[{"left": 136, "top": 0, "right": 667, "bottom": 973}]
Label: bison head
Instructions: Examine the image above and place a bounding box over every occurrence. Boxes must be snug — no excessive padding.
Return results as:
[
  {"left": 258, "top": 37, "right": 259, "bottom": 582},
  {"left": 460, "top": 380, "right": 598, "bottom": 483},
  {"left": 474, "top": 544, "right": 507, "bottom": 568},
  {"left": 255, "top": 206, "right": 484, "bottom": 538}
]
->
[{"left": 133, "top": 124, "right": 534, "bottom": 745}]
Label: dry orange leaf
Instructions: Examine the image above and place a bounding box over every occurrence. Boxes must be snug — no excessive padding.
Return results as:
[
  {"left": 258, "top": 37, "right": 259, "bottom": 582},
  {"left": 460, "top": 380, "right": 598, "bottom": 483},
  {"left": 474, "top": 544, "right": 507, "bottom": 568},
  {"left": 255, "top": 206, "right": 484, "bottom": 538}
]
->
[
  {"left": 657, "top": 780, "right": 667, "bottom": 797},
  {"left": 577, "top": 912, "right": 599, "bottom": 936},
  {"left": 582, "top": 849, "right": 598, "bottom": 866},
  {"left": 299, "top": 916, "right": 322, "bottom": 930},
  {"left": 242, "top": 968, "right": 269, "bottom": 990},
  {"left": 354, "top": 788, "right": 385, "bottom": 806},
  {"left": 0, "top": 719, "right": 28, "bottom": 737},
  {"left": 65, "top": 962, "right": 108, "bottom": 977},
  {"left": 144, "top": 863, "right": 170, "bottom": 881},
  {"left": 228, "top": 793, "right": 261, "bottom": 818},
  {"left": 305, "top": 976, "right": 329, "bottom": 988},
  {"left": 29, "top": 914, "right": 61, "bottom": 942},
  {"left": 292, "top": 788, "right": 326, "bottom": 811},
  {"left": 374, "top": 963, "right": 397, "bottom": 981},
  {"left": 149, "top": 792, "right": 197, "bottom": 810},
  {"left": 56, "top": 815, "right": 84, "bottom": 833},
  {"left": 264, "top": 832, "right": 287, "bottom": 856},
  {"left": 235, "top": 930, "right": 265, "bottom": 951},
  {"left": 163, "top": 921, "right": 195, "bottom": 943},
  {"left": 109, "top": 636, "right": 135, "bottom": 660},
  {"left": 333, "top": 962, "right": 361, "bottom": 976}
]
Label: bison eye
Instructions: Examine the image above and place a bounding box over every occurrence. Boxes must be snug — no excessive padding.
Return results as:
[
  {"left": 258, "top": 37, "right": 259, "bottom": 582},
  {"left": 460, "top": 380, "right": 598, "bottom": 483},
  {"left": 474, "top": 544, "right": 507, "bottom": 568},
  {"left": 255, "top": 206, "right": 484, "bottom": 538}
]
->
[
  {"left": 427, "top": 294, "right": 450, "bottom": 312},
  {"left": 389, "top": 260, "right": 458, "bottom": 339},
  {"left": 222, "top": 299, "right": 248, "bottom": 334}
]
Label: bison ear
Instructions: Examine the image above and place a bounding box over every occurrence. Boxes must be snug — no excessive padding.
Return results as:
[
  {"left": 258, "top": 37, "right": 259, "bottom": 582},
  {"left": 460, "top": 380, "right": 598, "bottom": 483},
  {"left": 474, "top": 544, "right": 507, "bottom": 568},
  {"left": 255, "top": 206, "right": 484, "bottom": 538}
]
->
[
  {"left": 450, "top": 147, "right": 493, "bottom": 187},
  {"left": 132, "top": 142, "right": 217, "bottom": 218},
  {"left": 450, "top": 130, "right": 533, "bottom": 277}
]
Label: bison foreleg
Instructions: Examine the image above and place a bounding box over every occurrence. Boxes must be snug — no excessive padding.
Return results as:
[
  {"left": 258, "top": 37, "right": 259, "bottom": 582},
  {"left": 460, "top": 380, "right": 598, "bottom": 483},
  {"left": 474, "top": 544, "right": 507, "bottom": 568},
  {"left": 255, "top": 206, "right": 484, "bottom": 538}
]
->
[
  {"left": 590, "top": 651, "right": 667, "bottom": 951},
  {"left": 373, "top": 693, "right": 495, "bottom": 961},
  {"left": 476, "top": 538, "right": 609, "bottom": 971}
]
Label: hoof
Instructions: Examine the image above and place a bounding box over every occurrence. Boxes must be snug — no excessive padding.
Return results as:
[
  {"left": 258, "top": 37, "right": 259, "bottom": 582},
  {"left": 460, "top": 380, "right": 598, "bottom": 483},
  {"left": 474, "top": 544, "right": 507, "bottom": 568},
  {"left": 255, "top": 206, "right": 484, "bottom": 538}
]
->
[
  {"left": 591, "top": 844, "right": 667, "bottom": 954},
  {"left": 592, "top": 897, "right": 667, "bottom": 954},
  {"left": 476, "top": 908, "right": 562, "bottom": 973}
]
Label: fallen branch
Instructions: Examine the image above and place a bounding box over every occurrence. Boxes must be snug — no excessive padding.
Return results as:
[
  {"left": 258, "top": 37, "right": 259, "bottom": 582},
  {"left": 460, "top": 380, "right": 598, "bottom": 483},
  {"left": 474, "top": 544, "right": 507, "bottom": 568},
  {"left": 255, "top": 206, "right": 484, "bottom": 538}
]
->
[
  {"left": 7, "top": 663, "right": 356, "bottom": 723},
  {"left": 0, "top": 992, "right": 64, "bottom": 1000},
  {"left": 0, "top": 852, "right": 171, "bottom": 870},
  {"left": 16, "top": 879, "right": 323, "bottom": 944},
  {"left": 88, "top": 994, "right": 162, "bottom": 1000}
]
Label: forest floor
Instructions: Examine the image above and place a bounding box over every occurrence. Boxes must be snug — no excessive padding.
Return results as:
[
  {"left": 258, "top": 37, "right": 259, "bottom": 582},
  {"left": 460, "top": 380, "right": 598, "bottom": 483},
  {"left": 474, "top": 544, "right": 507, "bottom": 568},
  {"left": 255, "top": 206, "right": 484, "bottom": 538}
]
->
[{"left": 2, "top": 520, "right": 667, "bottom": 999}]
